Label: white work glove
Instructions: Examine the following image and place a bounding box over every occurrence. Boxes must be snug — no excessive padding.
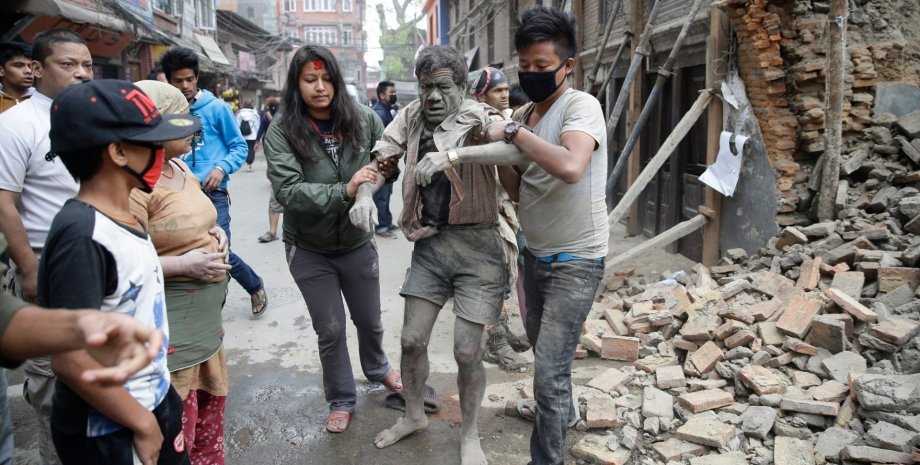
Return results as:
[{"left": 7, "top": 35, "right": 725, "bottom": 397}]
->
[
  {"left": 414, "top": 151, "right": 451, "bottom": 187},
  {"left": 349, "top": 195, "right": 378, "bottom": 233}
]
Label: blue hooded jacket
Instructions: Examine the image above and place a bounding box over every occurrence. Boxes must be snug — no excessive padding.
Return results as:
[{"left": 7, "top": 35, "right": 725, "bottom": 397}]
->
[{"left": 182, "top": 89, "right": 247, "bottom": 190}]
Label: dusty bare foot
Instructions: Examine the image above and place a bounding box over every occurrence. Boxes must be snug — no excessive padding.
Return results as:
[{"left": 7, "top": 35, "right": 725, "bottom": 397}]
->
[
  {"left": 374, "top": 416, "right": 429, "bottom": 448},
  {"left": 460, "top": 436, "right": 487, "bottom": 465}
]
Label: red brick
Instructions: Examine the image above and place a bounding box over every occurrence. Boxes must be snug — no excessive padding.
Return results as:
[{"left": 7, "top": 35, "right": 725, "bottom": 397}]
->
[
  {"left": 651, "top": 438, "right": 707, "bottom": 462},
  {"left": 676, "top": 418, "right": 736, "bottom": 448},
  {"left": 776, "top": 294, "right": 824, "bottom": 338},
  {"left": 585, "top": 396, "right": 622, "bottom": 429},
  {"left": 878, "top": 267, "right": 920, "bottom": 293},
  {"left": 656, "top": 365, "right": 687, "bottom": 389},
  {"left": 677, "top": 389, "right": 734, "bottom": 413},
  {"left": 825, "top": 288, "right": 877, "bottom": 322},
  {"left": 869, "top": 318, "right": 920, "bottom": 345},
  {"left": 780, "top": 398, "right": 840, "bottom": 416},
  {"left": 600, "top": 335, "right": 639, "bottom": 362},
  {"left": 809, "top": 380, "right": 849, "bottom": 402},
  {"left": 737, "top": 364, "right": 786, "bottom": 395},
  {"left": 750, "top": 270, "right": 796, "bottom": 296},
  {"left": 586, "top": 368, "right": 630, "bottom": 393},
  {"left": 725, "top": 329, "right": 757, "bottom": 349},
  {"left": 796, "top": 257, "right": 822, "bottom": 290},
  {"left": 689, "top": 341, "right": 724, "bottom": 374},
  {"left": 783, "top": 336, "right": 818, "bottom": 355}
]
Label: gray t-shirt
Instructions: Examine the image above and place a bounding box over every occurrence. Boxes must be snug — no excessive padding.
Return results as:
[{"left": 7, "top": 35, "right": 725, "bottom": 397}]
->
[{"left": 518, "top": 88, "right": 609, "bottom": 259}]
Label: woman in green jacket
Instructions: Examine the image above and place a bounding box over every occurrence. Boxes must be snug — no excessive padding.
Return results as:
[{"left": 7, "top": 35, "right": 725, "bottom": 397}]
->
[{"left": 263, "top": 45, "right": 401, "bottom": 433}]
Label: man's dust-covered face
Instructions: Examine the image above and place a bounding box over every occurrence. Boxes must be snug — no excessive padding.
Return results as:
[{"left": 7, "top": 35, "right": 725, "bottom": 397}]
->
[{"left": 418, "top": 68, "right": 464, "bottom": 125}]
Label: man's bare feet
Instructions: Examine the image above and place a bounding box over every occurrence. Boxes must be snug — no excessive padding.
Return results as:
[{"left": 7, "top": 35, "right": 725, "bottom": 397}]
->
[
  {"left": 460, "top": 436, "right": 487, "bottom": 465},
  {"left": 374, "top": 416, "right": 429, "bottom": 448}
]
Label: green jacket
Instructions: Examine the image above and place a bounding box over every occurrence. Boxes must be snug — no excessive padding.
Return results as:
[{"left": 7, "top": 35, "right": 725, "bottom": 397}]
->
[{"left": 264, "top": 105, "right": 384, "bottom": 254}]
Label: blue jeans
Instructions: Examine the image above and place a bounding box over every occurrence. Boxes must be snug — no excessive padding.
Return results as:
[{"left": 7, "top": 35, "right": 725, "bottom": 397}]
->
[
  {"left": 0, "top": 370, "right": 12, "bottom": 465},
  {"left": 372, "top": 183, "right": 393, "bottom": 231},
  {"left": 522, "top": 250, "right": 604, "bottom": 465},
  {"left": 207, "top": 190, "right": 263, "bottom": 294}
]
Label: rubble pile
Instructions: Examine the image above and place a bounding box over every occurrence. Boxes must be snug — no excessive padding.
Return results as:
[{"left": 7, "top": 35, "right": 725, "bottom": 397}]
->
[{"left": 553, "top": 111, "right": 920, "bottom": 465}]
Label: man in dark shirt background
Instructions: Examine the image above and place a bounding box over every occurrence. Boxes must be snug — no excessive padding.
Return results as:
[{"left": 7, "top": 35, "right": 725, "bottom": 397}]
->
[{"left": 371, "top": 81, "right": 399, "bottom": 238}]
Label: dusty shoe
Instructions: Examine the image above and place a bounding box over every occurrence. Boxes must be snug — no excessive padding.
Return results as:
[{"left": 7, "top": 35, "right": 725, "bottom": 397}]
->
[
  {"left": 485, "top": 337, "right": 529, "bottom": 372},
  {"left": 258, "top": 232, "right": 277, "bottom": 243}
]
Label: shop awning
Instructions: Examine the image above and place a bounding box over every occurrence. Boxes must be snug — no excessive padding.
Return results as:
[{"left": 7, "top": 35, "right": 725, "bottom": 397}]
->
[
  {"left": 12, "top": 0, "right": 135, "bottom": 59},
  {"left": 195, "top": 33, "right": 231, "bottom": 66},
  {"left": 464, "top": 46, "right": 479, "bottom": 68}
]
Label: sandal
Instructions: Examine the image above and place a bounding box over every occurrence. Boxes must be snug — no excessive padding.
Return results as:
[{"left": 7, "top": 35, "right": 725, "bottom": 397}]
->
[
  {"left": 251, "top": 288, "right": 268, "bottom": 317},
  {"left": 325, "top": 410, "right": 351, "bottom": 433},
  {"left": 258, "top": 232, "right": 277, "bottom": 243},
  {"left": 381, "top": 370, "right": 403, "bottom": 392}
]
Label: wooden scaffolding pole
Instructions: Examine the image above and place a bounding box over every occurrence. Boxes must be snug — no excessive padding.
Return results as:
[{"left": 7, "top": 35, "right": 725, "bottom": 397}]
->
[
  {"left": 609, "top": 90, "right": 714, "bottom": 226},
  {"left": 606, "top": 214, "right": 709, "bottom": 272},
  {"left": 817, "top": 0, "right": 848, "bottom": 221},
  {"left": 702, "top": 7, "right": 729, "bottom": 266}
]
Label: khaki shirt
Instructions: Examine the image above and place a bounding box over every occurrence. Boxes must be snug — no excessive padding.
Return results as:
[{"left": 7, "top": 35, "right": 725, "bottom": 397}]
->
[
  {"left": 373, "top": 99, "right": 503, "bottom": 241},
  {"left": 0, "top": 90, "right": 30, "bottom": 114}
]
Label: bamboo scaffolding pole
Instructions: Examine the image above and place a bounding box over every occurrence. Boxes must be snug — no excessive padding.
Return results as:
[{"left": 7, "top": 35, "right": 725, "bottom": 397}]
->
[
  {"left": 584, "top": 0, "right": 624, "bottom": 90},
  {"left": 605, "top": 0, "right": 708, "bottom": 199},
  {"left": 608, "top": 90, "right": 714, "bottom": 226},
  {"left": 595, "top": 36, "right": 631, "bottom": 99},
  {"left": 603, "top": 0, "right": 662, "bottom": 142}
]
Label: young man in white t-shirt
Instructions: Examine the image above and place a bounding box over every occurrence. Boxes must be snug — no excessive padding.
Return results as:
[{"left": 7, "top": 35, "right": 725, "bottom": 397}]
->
[
  {"left": 410, "top": 7, "right": 608, "bottom": 464},
  {"left": 0, "top": 28, "right": 92, "bottom": 465}
]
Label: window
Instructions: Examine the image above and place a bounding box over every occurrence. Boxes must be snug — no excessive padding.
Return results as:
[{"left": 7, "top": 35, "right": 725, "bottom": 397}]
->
[
  {"left": 156, "top": 0, "right": 178, "bottom": 15},
  {"left": 247, "top": 6, "right": 255, "bottom": 18},
  {"left": 304, "top": 0, "right": 334, "bottom": 11},
  {"left": 283, "top": 0, "right": 295, "bottom": 12},
  {"left": 304, "top": 26, "right": 338, "bottom": 45},
  {"left": 343, "top": 0, "right": 352, "bottom": 12},
  {"left": 342, "top": 28, "right": 352, "bottom": 45},
  {"left": 196, "top": 0, "right": 215, "bottom": 29}
]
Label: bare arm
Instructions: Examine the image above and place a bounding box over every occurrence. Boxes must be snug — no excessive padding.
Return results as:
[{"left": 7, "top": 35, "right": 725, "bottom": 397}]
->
[
  {"left": 497, "top": 166, "right": 521, "bottom": 202},
  {"left": 0, "top": 190, "right": 38, "bottom": 302},
  {"left": 159, "top": 252, "right": 230, "bottom": 281},
  {"left": 3, "top": 307, "right": 162, "bottom": 386},
  {"left": 53, "top": 351, "right": 163, "bottom": 464}
]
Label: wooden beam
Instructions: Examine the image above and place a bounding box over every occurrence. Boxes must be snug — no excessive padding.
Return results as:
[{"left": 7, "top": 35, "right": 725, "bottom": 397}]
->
[
  {"left": 611, "top": 90, "right": 714, "bottom": 226},
  {"left": 817, "top": 0, "right": 847, "bottom": 221},
  {"left": 702, "top": 6, "right": 729, "bottom": 266},
  {"left": 606, "top": 214, "right": 709, "bottom": 272}
]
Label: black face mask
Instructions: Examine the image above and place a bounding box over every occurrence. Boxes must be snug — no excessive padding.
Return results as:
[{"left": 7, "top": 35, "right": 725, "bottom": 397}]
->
[
  {"left": 518, "top": 60, "right": 568, "bottom": 103},
  {"left": 388, "top": 94, "right": 397, "bottom": 105}
]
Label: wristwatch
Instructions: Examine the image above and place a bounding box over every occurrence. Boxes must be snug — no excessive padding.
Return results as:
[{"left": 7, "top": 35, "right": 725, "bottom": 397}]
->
[
  {"left": 447, "top": 150, "right": 460, "bottom": 168},
  {"left": 504, "top": 121, "right": 524, "bottom": 144}
]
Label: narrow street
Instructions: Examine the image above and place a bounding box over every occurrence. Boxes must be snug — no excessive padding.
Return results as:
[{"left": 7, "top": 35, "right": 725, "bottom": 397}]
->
[{"left": 7, "top": 151, "right": 693, "bottom": 465}]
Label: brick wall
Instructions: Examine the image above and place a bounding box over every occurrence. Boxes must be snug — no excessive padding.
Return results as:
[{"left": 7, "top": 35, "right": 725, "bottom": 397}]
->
[{"left": 721, "top": 0, "right": 919, "bottom": 225}]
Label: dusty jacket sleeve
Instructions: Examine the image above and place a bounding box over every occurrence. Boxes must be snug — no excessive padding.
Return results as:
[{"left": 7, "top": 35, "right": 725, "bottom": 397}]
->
[
  {"left": 216, "top": 103, "right": 248, "bottom": 175},
  {"left": 372, "top": 103, "right": 412, "bottom": 162},
  {"left": 263, "top": 120, "right": 350, "bottom": 216}
]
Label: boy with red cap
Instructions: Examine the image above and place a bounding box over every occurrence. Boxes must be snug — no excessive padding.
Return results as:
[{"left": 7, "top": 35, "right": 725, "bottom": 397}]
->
[{"left": 40, "top": 79, "right": 200, "bottom": 465}]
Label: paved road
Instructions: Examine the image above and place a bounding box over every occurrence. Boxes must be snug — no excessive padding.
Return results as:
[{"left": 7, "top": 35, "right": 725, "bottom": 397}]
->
[{"left": 8, "top": 151, "right": 695, "bottom": 465}]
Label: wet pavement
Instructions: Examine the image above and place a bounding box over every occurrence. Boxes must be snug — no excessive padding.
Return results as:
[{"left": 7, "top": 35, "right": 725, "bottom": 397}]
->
[{"left": 7, "top": 151, "right": 695, "bottom": 465}]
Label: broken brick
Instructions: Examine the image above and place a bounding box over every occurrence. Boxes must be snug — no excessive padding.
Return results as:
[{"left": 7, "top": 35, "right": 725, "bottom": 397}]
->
[
  {"left": 868, "top": 317, "right": 920, "bottom": 345},
  {"left": 775, "top": 227, "right": 808, "bottom": 250},
  {"left": 780, "top": 398, "right": 840, "bottom": 416},
  {"left": 775, "top": 436, "right": 817, "bottom": 465},
  {"left": 878, "top": 267, "right": 920, "bottom": 293},
  {"left": 585, "top": 396, "right": 622, "bottom": 429},
  {"left": 809, "top": 380, "right": 849, "bottom": 402},
  {"left": 600, "top": 335, "right": 639, "bottom": 362},
  {"left": 737, "top": 364, "right": 786, "bottom": 395},
  {"left": 677, "top": 388, "right": 733, "bottom": 413},
  {"left": 806, "top": 315, "right": 847, "bottom": 353},
  {"left": 656, "top": 365, "right": 687, "bottom": 389},
  {"left": 776, "top": 294, "right": 823, "bottom": 338},
  {"left": 586, "top": 368, "right": 630, "bottom": 393},
  {"left": 796, "top": 257, "right": 823, "bottom": 290},
  {"left": 689, "top": 341, "right": 724, "bottom": 375},
  {"left": 651, "top": 438, "right": 707, "bottom": 462},
  {"left": 725, "top": 329, "right": 757, "bottom": 349},
  {"left": 676, "top": 417, "right": 736, "bottom": 448},
  {"left": 750, "top": 270, "right": 796, "bottom": 297},
  {"left": 825, "top": 288, "right": 877, "bottom": 321},
  {"left": 783, "top": 336, "right": 818, "bottom": 355}
]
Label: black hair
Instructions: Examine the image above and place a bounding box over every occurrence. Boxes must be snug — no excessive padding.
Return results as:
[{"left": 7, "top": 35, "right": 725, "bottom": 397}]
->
[
  {"left": 414, "top": 46, "right": 467, "bottom": 85},
  {"left": 159, "top": 47, "right": 199, "bottom": 81},
  {"left": 31, "top": 29, "right": 86, "bottom": 64},
  {"left": 508, "top": 84, "right": 531, "bottom": 108},
  {"left": 146, "top": 66, "right": 164, "bottom": 80},
  {"left": 57, "top": 145, "right": 107, "bottom": 183},
  {"left": 0, "top": 42, "right": 32, "bottom": 67},
  {"left": 376, "top": 80, "right": 395, "bottom": 98},
  {"left": 514, "top": 6, "right": 578, "bottom": 60},
  {"left": 279, "top": 45, "right": 364, "bottom": 162}
]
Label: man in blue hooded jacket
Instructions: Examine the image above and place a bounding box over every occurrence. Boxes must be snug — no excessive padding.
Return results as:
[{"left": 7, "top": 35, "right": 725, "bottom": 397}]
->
[{"left": 160, "top": 47, "right": 268, "bottom": 316}]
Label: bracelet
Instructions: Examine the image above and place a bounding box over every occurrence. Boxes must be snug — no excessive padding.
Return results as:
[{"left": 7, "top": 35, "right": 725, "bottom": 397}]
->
[
  {"left": 214, "top": 165, "right": 226, "bottom": 176},
  {"left": 447, "top": 150, "right": 460, "bottom": 168}
]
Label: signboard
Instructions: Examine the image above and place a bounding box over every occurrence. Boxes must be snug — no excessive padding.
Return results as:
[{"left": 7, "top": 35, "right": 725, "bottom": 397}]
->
[
  {"left": 116, "top": 0, "right": 154, "bottom": 25},
  {"left": 19, "top": 16, "right": 134, "bottom": 60}
]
